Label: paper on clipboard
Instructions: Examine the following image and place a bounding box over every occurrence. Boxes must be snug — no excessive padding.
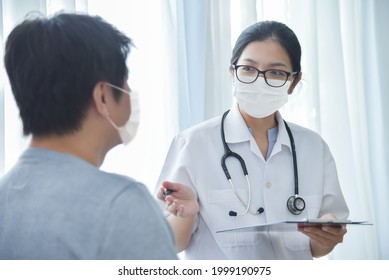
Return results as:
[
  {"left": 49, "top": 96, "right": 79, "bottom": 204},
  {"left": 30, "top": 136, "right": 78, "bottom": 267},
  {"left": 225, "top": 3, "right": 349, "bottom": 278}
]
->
[{"left": 216, "top": 219, "right": 372, "bottom": 233}]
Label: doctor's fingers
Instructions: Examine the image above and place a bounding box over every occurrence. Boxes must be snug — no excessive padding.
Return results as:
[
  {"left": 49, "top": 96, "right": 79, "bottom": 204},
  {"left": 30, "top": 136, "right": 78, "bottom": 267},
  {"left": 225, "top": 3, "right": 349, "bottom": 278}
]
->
[
  {"left": 162, "top": 181, "right": 187, "bottom": 192},
  {"left": 309, "top": 233, "right": 343, "bottom": 249},
  {"left": 165, "top": 199, "right": 197, "bottom": 218},
  {"left": 300, "top": 227, "right": 346, "bottom": 245},
  {"left": 162, "top": 181, "right": 196, "bottom": 200},
  {"left": 301, "top": 224, "right": 347, "bottom": 237},
  {"left": 322, "top": 225, "right": 347, "bottom": 236},
  {"left": 157, "top": 188, "right": 166, "bottom": 201},
  {"left": 165, "top": 200, "right": 180, "bottom": 215},
  {"left": 165, "top": 201, "right": 187, "bottom": 217}
]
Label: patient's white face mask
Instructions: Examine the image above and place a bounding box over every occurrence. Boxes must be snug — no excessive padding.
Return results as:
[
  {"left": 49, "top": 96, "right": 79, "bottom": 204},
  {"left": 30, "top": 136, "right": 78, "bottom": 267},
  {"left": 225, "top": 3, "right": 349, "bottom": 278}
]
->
[
  {"left": 233, "top": 77, "right": 290, "bottom": 118},
  {"left": 105, "top": 83, "right": 140, "bottom": 145}
]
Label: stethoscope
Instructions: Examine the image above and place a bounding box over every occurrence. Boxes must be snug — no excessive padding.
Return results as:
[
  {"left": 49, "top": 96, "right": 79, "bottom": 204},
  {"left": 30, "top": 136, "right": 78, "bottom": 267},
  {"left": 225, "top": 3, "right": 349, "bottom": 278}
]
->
[{"left": 220, "top": 109, "right": 305, "bottom": 216}]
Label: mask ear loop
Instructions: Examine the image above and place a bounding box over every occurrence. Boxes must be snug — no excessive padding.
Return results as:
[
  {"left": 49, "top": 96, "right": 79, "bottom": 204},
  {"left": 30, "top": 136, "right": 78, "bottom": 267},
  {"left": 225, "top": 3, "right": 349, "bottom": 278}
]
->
[
  {"left": 102, "top": 84, "right": 126, "bottom": 142},
  {"left": 103, "top": 82, "right": 132, "bottom": 127},
  {"left": 105, "top": 82, "right": 131, "bottom": 95},
  {"left": 106, "top": 116, "right": 120, "bottom": 130}
]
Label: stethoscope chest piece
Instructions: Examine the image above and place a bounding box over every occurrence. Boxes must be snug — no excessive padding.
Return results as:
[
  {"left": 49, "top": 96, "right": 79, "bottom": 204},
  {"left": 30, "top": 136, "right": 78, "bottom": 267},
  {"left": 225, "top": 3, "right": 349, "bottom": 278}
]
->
[{"left": 287, "top": 195, "right": 306, "bottom": 215}]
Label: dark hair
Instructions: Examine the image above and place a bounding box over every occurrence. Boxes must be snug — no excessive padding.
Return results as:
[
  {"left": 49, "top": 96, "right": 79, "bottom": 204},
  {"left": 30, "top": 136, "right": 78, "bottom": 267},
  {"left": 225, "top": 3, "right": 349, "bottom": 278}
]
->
[
  {"left": 231, "top": 21, "right": 301, "bottom": 73},
  {"left": 4, "top": 13, "right": 132, "bottom": 136}
]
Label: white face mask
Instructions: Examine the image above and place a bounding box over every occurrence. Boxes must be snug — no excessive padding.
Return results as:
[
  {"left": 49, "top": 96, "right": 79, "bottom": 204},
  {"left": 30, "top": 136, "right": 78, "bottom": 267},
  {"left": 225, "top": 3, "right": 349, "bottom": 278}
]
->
[
  {"left": 233, "top": 77, "right": 290, "bottom": 118},
  {"left": 105, "top": 84, "right": 140, "bottom": 145}
]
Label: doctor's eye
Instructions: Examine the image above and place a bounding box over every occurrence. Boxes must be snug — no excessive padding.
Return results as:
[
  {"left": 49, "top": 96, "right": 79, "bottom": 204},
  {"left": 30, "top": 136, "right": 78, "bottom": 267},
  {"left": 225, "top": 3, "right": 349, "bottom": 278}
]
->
[
  {"left": 266, "top": 69, "right": 288, "bottom": 80},
  {"left": 240, "top": 65, "right": 257, "bottom": 73}
]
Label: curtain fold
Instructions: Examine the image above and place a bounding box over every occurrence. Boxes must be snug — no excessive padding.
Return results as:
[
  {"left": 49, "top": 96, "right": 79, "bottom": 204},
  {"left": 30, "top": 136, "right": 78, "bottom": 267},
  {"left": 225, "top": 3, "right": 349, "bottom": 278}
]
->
[
  {"left": 166, "top": 0, "right": 232, "bottom": 131},
  {"left": 316, "top": 0, "right": 368, "bottom": 260},
  {"left": 362, "top": 0, "right": 389, "bottom": 259},
  {"left": 337, "top": 0, "right": 379, "bottom": 259},
  {"left": 161, "top": 0, "right": 180, "bottom": 140},
  {"left": 204, "top": 0, "right": 232, "bottom": 118}
]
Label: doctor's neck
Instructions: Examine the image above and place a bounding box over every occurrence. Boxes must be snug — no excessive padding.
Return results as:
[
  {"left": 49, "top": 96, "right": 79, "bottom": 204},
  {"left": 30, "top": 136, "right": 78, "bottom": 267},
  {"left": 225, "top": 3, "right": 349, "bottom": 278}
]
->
[{"left": 239, "top": 108, "right": 278, "bottom": 134}]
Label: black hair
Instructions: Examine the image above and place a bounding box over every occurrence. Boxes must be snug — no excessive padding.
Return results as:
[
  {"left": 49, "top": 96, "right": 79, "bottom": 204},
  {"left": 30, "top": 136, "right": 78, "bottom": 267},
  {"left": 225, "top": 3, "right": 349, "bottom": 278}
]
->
[
  {"left": 4, "top": 13, "right": 132, "bottom": 136},
  {"left": 231, "top": 21, "right": 301, "bottom": 74}
]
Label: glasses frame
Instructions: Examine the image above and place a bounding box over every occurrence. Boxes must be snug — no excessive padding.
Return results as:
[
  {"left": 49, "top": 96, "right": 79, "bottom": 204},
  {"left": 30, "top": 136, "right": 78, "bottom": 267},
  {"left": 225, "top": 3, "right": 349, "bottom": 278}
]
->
[{"left": 233, "top": 64, "right": 298, "bottom": 88}]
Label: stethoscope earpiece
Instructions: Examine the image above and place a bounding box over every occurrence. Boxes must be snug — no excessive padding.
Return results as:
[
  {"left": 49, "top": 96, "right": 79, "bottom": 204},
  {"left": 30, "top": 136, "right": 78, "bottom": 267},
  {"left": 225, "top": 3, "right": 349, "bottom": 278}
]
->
[{"left": 228, "top": 207, "right": 264, "bottom": 217}]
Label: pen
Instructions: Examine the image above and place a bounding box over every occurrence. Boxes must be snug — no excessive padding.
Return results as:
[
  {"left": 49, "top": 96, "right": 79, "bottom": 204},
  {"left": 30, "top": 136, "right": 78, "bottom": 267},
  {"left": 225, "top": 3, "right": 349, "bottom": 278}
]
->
[{"left": 163, "top": 189, "right": 172, "bottom": 198}]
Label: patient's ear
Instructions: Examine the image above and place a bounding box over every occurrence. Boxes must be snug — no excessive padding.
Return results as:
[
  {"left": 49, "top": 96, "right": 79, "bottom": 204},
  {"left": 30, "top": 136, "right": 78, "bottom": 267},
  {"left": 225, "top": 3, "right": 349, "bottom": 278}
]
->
[
  {"left": 93, "top": 82, "right": 110, "bottom": 117},
  {"left": 288, "top": 72, "right": 302, "bottom": 94}
]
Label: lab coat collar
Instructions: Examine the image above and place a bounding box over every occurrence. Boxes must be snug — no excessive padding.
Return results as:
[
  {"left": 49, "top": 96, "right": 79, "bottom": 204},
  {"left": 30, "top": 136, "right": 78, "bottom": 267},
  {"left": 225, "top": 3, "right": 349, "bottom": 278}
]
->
[
  {"left": 273, "top": 111, "right": 292, "bottom": 153},
  {"left": 224, "top": 102, "right": 252, "bottom": 144},
  {"left": 224, "top": 102, "right": 292, "bottom": 153}
]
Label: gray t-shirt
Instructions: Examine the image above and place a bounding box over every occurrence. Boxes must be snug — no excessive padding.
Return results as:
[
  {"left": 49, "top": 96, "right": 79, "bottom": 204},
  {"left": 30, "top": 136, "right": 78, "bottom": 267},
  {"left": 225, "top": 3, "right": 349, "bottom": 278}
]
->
[{"left": 0, "top": 148, "right": 177, "bottom": 260}]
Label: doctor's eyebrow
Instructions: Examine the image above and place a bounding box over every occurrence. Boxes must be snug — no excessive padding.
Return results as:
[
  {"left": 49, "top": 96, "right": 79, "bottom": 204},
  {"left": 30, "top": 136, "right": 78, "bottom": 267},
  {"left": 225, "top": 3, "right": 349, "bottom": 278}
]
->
[
  {"left": 237, "top": 59, "right": 289, "bottom": 70},
  {"left": 268, "top": 62, "right": 289, "bottom": 69},
  {"left": 238, "top": 58, "right": 258, "bottom": 65}
]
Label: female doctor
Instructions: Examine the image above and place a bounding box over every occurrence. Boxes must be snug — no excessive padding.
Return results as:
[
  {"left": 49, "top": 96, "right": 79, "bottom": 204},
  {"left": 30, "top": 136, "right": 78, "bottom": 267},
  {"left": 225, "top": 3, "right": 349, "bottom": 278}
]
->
[{"left": 156, "top": 21, "right": 349, "bottom": 259}]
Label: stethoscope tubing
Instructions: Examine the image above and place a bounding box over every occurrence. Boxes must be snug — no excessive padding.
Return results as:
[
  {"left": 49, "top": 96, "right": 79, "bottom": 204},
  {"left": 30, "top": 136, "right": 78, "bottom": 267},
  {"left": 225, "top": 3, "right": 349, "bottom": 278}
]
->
[{"left": 220, "top": 109, "right": 304, "bottom": 216}]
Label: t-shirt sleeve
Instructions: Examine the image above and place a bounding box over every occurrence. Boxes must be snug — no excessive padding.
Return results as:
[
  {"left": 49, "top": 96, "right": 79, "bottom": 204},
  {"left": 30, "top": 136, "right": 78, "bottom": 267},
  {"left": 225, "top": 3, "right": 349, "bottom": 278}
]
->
[{"left": 97, "top": 182, "right": 178, "bottom": 260}]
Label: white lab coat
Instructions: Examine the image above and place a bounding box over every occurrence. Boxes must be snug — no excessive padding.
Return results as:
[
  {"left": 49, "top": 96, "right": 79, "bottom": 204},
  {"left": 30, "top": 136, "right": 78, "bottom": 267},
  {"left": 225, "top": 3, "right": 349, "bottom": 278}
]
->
[{"left": 156, "top": 103, "right": 349, "bottom": 259}]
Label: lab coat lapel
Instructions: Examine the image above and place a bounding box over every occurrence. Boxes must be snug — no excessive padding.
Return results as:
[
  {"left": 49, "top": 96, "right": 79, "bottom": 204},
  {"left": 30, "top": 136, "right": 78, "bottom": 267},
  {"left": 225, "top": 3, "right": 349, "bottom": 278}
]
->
[
  {"left": 271, "top": 112, "right": 292, "bottom": 156},
  {"left": 224, "top": 103, "right": 251, "bottom": 143},
  {"left": 224, "top": 103, "right": 262, "bottom": 158}
]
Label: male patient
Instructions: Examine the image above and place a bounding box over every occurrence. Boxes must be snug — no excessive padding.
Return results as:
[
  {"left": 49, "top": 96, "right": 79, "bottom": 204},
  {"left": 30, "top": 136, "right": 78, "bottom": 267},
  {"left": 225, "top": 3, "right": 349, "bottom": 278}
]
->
[{"left": 0, "top": 13, "right": 177, "bottom": 259}]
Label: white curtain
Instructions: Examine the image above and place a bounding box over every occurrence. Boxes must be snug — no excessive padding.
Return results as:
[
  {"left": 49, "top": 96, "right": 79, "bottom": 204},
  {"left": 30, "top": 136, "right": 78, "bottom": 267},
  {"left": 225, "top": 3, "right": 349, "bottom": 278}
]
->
[
  {"left": 1, "top": 0, "right": 388, "bottom": 259},
  {"left": 162, "top": 0, "right": 232, "bottom": 132},
  {"left": 360, "top": 0, "right": 389, "bottom": 260}
]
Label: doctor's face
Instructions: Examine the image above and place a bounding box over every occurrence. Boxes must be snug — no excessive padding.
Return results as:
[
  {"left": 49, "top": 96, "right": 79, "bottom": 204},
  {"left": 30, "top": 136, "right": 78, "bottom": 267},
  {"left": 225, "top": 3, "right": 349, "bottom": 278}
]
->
[{"left": 232, "top": 39, "right": 300, "bottom": 93}]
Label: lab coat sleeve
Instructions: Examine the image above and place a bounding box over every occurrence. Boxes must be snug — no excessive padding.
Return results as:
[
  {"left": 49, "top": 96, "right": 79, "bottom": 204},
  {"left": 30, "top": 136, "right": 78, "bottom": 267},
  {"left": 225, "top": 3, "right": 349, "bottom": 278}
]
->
[
  {"left": 156, "top": 134, "right": 197, "bottom": 191},
  {"left": 319, "top": 141, "right": 350, "bottom": 220},
  {"left": 154, "top": 134, "right": 199, "bottom": 227}
]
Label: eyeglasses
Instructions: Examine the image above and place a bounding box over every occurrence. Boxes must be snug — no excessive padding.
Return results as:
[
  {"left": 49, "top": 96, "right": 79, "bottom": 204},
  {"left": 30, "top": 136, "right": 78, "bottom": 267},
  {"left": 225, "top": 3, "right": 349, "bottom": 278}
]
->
[{"left": 233, "top": 64, "right": 297, "bottom": 87}]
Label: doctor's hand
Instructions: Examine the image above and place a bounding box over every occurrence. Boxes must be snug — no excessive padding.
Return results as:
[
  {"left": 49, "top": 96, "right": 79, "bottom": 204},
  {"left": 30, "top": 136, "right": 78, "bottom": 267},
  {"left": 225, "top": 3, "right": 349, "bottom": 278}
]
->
[
  {"left": 298, "top": 213, "right": 347, "bottom": 258},
  {"left": 157, "top": 181, "right": 199, "bottom": 218}
]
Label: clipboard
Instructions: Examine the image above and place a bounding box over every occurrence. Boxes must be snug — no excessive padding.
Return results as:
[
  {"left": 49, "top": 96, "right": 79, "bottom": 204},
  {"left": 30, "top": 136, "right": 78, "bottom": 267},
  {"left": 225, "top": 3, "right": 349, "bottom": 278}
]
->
[
  {"left": 283, "top": 219, "right": 372, "bottom": 227},
  {"left": 216, "top": 219, "right": 372, "bottom": 233}
]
